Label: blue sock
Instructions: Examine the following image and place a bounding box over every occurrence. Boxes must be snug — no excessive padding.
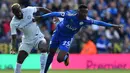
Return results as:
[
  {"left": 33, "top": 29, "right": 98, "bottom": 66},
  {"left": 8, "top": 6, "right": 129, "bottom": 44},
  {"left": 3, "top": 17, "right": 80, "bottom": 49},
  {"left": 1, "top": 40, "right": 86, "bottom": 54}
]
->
[{"left": 44, "top": 53, "right": 54, "bottom": 73}]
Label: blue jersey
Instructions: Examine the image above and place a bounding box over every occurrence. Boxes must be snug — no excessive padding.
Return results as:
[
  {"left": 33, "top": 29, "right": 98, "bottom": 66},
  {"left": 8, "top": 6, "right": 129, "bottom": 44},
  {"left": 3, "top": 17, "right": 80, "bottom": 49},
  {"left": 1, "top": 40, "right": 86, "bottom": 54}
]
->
[{"left": 41, "top": 10, "right": 113, "bottom": 38}]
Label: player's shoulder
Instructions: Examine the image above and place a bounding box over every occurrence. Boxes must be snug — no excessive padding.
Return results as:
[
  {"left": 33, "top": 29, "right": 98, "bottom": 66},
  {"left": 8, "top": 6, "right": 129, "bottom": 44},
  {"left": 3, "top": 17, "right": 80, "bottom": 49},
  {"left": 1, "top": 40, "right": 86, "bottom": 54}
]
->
[
  {"left": 85, "top": 16, "right": 94, "bottom": 24},
  {"left": 10, "top": 16, "right": 21, "bottom": 25},
  {"left": 26, "top": 6, "right": 36, "bottom": 9},
  {"left": 22, "top": 6, "right": 35, "bottom": 11},
  {"left": 10, "top": 16, "right": 16, "bottom": 25},
  {"left": 11, "top": 16, "right": 17, "bottom": 22},
  {"left": 65, "top": 10, "right": 77, "bottom": 16},
  {"left": 86, "top": 16, "right": 93, "bottom": 20}
]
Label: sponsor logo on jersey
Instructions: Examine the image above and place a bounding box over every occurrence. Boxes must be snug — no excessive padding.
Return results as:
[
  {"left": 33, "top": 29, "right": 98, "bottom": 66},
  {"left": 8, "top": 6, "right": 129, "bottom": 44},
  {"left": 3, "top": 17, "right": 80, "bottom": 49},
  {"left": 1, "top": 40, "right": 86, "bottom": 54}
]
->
[{"left": 66, "top": 24, "right": 77, "bottom": 31}]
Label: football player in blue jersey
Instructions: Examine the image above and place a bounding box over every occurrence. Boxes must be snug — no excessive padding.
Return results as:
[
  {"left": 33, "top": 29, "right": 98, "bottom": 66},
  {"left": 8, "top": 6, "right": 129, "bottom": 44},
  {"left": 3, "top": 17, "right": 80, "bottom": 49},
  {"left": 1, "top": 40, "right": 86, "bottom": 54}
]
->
[{"left": 35, "top": 4, "right": 122, "bottom": 73}]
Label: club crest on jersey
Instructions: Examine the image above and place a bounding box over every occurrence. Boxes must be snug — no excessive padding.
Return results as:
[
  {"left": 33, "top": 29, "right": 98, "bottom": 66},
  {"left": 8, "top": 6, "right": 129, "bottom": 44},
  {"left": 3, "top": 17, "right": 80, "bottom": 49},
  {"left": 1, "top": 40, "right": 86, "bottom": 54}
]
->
[
  {"left": 79, "top": 22, "right": 83, "bottom": 25},
  {"left": 27, "top": 15, "right": 31, "bottom": 19}
]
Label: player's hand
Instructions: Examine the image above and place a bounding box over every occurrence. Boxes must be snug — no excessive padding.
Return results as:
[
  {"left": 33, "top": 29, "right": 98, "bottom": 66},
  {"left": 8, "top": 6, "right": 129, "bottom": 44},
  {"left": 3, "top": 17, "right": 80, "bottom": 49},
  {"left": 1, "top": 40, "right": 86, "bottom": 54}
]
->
[
  {"left": 113, "top": 24, "right": 123, "bottom": 29},
  {"left": 10, "top": 49, "right": 16, "bottom": 54},
  {"left": 117, "top": 25, "right": 123, "bottom": 29},
  {"left": 33, "top": 16, "right": 42, "bottom": 22},
  {"left": 53, "top": 17, "right": 60, "bottom": 24}
]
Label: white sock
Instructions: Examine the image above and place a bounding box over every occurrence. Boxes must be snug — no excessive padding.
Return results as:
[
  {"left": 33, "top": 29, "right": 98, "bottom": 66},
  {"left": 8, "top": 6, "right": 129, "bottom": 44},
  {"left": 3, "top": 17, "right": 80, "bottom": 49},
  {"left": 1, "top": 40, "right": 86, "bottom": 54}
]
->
[
  {"left": 14, "top": 63, "right": 22, "bottom": 73},
  {"left": 40, "top": 53, "right": 48, "bottom": 73}
]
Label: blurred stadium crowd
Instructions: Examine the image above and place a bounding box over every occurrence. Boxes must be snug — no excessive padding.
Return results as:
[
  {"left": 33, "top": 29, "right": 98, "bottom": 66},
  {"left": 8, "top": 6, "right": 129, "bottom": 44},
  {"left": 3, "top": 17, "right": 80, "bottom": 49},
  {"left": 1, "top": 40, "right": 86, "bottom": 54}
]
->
[{"left": 0, "top": 0, "right": 130, "bottom": 54}]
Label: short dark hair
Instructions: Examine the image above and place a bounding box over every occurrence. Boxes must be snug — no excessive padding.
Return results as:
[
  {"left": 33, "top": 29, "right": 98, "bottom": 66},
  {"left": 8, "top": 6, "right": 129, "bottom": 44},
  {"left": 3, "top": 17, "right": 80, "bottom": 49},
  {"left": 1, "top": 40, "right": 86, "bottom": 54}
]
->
[
  {"left": 78, "top": 4, "right": 88, "bottom": 9},
  {"left": 11, "top": 3, "right": 21, "bottom": 12}
]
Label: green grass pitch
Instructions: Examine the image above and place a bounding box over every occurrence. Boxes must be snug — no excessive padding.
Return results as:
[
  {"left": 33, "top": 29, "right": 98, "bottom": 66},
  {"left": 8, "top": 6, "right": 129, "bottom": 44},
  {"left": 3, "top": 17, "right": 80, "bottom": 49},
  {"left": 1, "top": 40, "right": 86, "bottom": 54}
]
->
[{"left": 0, "top": 70, "right": 130, "bottom": 73}]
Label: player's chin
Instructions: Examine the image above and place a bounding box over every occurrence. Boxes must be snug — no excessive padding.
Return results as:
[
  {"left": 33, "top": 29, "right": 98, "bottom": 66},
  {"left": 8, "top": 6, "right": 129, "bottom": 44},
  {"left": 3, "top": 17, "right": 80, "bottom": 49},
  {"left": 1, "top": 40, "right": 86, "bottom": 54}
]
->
[
  {"left": 81, "top": 15, "right": 86, "bottom": 19},
  {"left": 17, "top": 16, "right": 23, "bottom": 19}
]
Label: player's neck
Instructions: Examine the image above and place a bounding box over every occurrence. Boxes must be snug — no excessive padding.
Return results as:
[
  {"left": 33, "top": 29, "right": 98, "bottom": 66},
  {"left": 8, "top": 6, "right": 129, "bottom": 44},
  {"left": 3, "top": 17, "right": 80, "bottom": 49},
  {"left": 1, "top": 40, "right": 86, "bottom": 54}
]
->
[
  {"left": 16, "top": 14, "right": 23, "bottom": 20},
  {"left": 77, "top": 14, "right": 86, "bottom": 20},
  {"left": 16, "top": 17, "right": 23, "bottom": 20}
]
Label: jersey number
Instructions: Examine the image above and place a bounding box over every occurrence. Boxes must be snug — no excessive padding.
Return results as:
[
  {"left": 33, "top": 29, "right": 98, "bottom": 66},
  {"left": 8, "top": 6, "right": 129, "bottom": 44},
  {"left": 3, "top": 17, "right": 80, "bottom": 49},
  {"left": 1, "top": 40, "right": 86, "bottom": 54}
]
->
[{"left": 63, "top": 41, "right": 70, "bottom": 48}]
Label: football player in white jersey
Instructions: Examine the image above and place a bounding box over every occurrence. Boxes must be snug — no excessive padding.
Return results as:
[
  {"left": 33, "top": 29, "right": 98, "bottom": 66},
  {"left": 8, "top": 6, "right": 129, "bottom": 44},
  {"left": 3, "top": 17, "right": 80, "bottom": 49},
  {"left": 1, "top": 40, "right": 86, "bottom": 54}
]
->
[{"left": 10, "top": 3, "right": 51, "bottom": 73}]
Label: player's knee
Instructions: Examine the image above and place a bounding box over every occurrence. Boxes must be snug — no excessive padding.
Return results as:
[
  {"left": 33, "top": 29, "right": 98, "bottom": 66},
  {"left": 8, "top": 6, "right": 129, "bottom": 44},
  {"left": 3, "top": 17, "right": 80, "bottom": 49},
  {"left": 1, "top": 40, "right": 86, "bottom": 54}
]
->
[
  {"left": 49, "top": 48, "right": 57, "bottom": 55},
  {"left": 17, "top": 50, "right": 28, "bottom": 64},
  {"left": 18, "top": 58, "right": 24, "bottom": 64},
  {"left": 38, "top": 41, "right": 48, "bottom": 53},
  {"left": 39, "top": 47, "right": 48, "bottom": 53},
  {"left": 57, "top": 56, "right": 64, "bottom": 63}
]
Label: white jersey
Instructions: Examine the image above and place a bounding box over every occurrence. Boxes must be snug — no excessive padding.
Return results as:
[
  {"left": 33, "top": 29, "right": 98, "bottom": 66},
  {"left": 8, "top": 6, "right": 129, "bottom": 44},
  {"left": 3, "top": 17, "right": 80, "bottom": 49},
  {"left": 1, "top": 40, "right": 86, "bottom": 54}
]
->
[{"left": 10, "top": 6, "right": 44, "bottom": 44}]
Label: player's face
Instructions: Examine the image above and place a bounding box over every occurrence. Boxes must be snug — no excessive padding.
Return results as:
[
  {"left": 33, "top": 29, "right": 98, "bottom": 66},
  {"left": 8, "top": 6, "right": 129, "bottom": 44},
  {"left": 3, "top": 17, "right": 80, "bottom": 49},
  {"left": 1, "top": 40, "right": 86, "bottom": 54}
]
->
[
  {"left": 13, "top": 8, "right": 23, "bottom": 19},
  {"left": 78, "top": 8, "right": 88, "bottom": 19}
]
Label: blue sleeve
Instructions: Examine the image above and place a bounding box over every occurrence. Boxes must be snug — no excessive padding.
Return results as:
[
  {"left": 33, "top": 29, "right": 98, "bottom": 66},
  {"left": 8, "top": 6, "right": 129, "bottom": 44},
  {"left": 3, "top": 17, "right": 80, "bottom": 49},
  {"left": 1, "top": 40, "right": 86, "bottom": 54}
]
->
[
  {"left": 85, "top": 17, "right": 113, "bottom": 27},
  {"left": 93, "top": 20, "right": 113, "bottom": 27},
  {"left": 41, "top": 12, "right": 65, "bottom": 18}
]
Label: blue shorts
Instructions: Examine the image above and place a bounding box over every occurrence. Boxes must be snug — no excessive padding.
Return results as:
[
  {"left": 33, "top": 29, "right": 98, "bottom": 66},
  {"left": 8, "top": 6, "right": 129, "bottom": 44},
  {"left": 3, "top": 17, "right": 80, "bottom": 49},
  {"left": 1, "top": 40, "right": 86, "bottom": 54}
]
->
[{"left": 49, "top": 30, "right": 73, "bottom": 52}]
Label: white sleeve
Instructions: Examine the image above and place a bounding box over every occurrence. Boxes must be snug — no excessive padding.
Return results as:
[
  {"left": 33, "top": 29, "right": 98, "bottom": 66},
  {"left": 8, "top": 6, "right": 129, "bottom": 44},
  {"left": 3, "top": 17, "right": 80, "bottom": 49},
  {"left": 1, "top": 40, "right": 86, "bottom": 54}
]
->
[
  {"left": 27, "top": 6, "right": 37, "bottom": 13},
  {"left": 10, "top": 20, "right": 17, "bottom": 35}
]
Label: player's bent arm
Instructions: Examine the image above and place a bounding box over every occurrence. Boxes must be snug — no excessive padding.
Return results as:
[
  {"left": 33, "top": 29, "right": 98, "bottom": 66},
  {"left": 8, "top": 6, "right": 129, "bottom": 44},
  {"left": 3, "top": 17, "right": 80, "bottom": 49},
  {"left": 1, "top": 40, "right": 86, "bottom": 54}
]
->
[
  {"left": 11, "top": 35, "right": 17, "bottom": 50},
  {"left": 37, "top": 7, "right": 51, "bottom": 13},
  {"left": 41, "top": 12, "right": 65, "bottom": 18},
  {"left": 10, "top": 19, "right": 17, "bottom": 53}
]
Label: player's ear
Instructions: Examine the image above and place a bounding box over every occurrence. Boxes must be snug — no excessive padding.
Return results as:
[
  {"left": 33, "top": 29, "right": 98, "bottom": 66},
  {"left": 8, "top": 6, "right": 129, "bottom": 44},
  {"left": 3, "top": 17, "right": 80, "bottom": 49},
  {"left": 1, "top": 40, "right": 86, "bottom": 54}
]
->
[
  {"left": 86, "top": 9, "right": 88, "bottom": 12},
  {"left": 77, "top": 9, "right": 80, "bottom": 13}
]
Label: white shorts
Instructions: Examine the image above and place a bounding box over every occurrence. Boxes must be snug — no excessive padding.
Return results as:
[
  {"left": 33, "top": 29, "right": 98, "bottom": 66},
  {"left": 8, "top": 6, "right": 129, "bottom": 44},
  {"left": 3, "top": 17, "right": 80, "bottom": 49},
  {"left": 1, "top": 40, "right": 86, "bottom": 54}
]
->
[{"left": 19, "top": 36, "right": 46, "bottom": 54}]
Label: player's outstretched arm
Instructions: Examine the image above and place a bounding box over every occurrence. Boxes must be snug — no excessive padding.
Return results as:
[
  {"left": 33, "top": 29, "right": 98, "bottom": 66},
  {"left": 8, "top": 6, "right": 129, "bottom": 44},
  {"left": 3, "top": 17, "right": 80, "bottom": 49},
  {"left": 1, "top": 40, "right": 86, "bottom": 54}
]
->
[
  {"left": 41, "top": 12, "right": 65, "bottom": 18},
  {"left": 37, "top": 7, "right": 51, "bottom": 13},
  {"left": 34, "top": 12, "right": 65, "bottom": 22},
  {"left": 93, "top": 20, "right": 123, "bottom": 28}
]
